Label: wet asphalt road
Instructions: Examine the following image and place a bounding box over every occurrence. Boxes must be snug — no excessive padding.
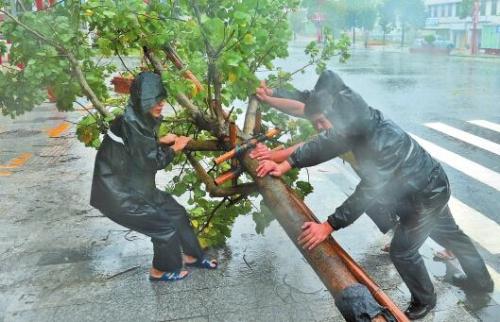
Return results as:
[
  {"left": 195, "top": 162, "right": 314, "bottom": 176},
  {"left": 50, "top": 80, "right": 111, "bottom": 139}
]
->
[{"left": 0, "top": 45, "right": 499, "bottom": 321}]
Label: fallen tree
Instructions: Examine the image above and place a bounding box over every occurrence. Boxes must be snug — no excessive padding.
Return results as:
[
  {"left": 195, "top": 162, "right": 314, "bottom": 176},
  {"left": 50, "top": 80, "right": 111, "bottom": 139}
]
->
[{"left": 0, "top": 1, "right": 407, "bottom": 320}]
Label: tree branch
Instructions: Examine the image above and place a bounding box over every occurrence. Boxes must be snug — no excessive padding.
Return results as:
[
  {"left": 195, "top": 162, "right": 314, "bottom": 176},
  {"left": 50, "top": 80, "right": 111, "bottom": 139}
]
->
[
  {"left": 197, "top": 198, "right": 226, "bottom": 235},
  {"left": 143, "top": 46, "right": 223, "bottom": 137},
  {"left": 66, "top": 53, "right": 111, "bottom": 117},
  {"left": 184, "top": 140, "right": 225, "bottom": 152},
  {"left": 186, "top": 154, "right": 257, "bottom": 197},
  {"left": 0, "top": 9, "right": 110, "bottom": 118}
]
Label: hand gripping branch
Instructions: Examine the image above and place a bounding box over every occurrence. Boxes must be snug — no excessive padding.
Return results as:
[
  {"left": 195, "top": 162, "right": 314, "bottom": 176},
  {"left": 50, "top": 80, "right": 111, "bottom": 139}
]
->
[{"left": 213, "top": 128, "right": 281, "bottom": 165}]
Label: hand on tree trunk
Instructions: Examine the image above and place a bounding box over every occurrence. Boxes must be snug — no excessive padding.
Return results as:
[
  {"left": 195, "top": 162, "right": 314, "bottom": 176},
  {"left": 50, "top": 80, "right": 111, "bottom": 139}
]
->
[
  {"left": 298, "top": 222, "right": 334, "bottom": 251},
  {"left": 256, "top": 160, "right": 291, "bottom": 177}
]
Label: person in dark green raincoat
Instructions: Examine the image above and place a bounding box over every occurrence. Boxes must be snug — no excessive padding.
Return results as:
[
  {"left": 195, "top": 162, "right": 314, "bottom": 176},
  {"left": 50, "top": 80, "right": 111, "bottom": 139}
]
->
[{"left": 90, "top": 72, "right": 217, "bottom": 282}]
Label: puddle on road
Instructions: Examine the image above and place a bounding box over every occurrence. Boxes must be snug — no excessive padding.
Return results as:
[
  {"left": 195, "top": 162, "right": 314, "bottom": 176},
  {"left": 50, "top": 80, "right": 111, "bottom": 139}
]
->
[
  {"left": 13, "top": 116, "right": 67, "bottom": 124},
  {"left": 422, "top": 245, "right": 500, "bottom": 318},
  {"left": 0, "top": 129, "right": 42, "bottom": 139},
  {"left": 381, "top": 77, "right": 418, "bottom": 90},
  {"left": 37, "top": 248, "right": 92, "bottom": 266}
]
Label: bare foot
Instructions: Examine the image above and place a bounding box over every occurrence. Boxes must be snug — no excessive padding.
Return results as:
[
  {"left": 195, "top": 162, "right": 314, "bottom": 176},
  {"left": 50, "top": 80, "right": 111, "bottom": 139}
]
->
[
  {"left": 150, "top": 267, "right": 188, "bottom": 279},
  {"left": 433, "top": 249, "right": 455, "bottom": 261},
  {"left": 183, "top": 256, "right": 218, "bottom": 269},
  {"left": 183, "top": 254, "right": 197, "bottom": 265}
]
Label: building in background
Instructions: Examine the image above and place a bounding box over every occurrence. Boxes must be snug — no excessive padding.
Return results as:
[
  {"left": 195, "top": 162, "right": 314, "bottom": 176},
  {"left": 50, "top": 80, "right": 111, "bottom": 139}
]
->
[{"left": 424, "top": 0, "right": 500, "bottom": 52}]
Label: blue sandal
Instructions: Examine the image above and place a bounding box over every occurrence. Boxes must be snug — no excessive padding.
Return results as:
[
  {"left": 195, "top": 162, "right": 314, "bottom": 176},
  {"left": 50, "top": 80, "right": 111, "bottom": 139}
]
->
[
  {"left": 186, "top": 258, "right": 218, "bottom": 269},
  {"left": 149, "top": 270, "right": 189, "bottom": 282}
]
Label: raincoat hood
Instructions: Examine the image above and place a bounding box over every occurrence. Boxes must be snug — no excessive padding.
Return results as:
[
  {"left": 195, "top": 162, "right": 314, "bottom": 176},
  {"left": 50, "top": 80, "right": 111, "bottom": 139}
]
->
[
  {"left": 124, "top": 71, "right": 167, "bottom": 131},
  {"left": 305, "top": 70, "right": 377, "bottom": 138},
  {"left": 312, "top": 69, "right": 346, "bottom": 94}
]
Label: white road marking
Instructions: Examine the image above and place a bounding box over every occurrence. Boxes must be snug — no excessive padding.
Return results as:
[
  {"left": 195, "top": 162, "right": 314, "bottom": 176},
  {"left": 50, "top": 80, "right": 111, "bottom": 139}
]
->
[
  {"left": 410, "top": 134, "right": 500, "bottom": 191},
  {"left": 449, "top": 196, "right": 500, "bottom": 254},
  {"left": 425, "top": 122, "right": 500, "bottom": 156},
  {"left": 467, "top": 120, "right": 500, "bottom": 133}
]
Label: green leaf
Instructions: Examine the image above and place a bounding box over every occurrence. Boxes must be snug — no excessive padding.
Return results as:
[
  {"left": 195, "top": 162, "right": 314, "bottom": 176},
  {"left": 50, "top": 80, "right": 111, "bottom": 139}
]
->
[{"left": 243, "top": 33, "right": 255, "bottom": 45}]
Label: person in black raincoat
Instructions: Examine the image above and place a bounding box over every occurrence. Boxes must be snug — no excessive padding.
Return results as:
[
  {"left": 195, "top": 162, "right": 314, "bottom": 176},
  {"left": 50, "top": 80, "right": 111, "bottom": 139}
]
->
[
  {"left": 254, "top": 70, "right": 494, "bottom": 319},
  {"left": 90, "top": 72, "right": 217, "bottom": 282},
  {"left": 252, "top": 73, "right": 398, "bottom": 235}
]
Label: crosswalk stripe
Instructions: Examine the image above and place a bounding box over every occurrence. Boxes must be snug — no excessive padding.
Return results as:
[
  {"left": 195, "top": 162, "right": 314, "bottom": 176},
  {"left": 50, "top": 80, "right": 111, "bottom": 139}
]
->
[
  {"left": 449, "top": 196, "right": 500, "bottom": 254},
  {"left": 425, "top": 122, "right": 500, "bottom": 156},
  {"left": 467, "top": 120, "right": 500, "bottom": 133},
  {"left": 410, "top": 134, "right": 500, "bottom": 191}
]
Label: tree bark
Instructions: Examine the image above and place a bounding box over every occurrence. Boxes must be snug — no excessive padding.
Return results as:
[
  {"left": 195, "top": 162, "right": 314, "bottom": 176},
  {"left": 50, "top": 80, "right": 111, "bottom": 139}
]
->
[{"left": 243, "top": 96, "right": 260, "bottom": 135}]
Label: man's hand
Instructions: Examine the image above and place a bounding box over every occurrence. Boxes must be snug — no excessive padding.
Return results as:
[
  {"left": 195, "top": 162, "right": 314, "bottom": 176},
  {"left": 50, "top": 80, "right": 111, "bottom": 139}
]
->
[
  {"left": 255, "top": 80, "right": 273, "bottom": 102},
  {"left": 171, "top": 136, "right": 191, "bottom": 152},
  {"left": 256, "top": 160, "right": 291, "bottom": 177},
  {"left": 159, "top": 133, "right": 178, "bottom": 145},
  {"left": 249, "top": 143, "right": 273, "bottom": 161},
  {"left": 298, "top": 222, "right": 334, "bottom": 251}
]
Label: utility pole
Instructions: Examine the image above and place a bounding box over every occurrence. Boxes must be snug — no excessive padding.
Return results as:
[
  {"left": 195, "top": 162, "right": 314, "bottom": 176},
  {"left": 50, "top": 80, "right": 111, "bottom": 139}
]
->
[{"left": 471, "top": 0, "right": 480, "bottom": 55}]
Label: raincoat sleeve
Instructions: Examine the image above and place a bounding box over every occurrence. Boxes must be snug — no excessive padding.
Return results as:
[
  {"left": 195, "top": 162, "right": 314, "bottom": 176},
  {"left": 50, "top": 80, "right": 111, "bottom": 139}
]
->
[
  {"left": 327, "top": 132, "right": 405, "bottom": 230},
  {"left": 288, "top": 129, "right": 349, "bottom": 168},
  {"left": 122, "top": 120, "right": 175, "bottom": 170},
  {"left": 274, "top": 87, "right": 311, "bottom": 103},
  {"left": 327, "top": 180, "right": 385, "bottom": 230}
]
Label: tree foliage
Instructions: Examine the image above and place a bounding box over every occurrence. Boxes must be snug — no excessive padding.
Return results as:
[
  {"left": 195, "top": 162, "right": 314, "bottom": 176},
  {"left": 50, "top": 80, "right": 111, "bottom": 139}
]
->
[
  {"left": 0, "top": 0, "right": 350, "bottom": 247},
  {"left": 459, "top": 0, "right": 475, "bottom": 19}
]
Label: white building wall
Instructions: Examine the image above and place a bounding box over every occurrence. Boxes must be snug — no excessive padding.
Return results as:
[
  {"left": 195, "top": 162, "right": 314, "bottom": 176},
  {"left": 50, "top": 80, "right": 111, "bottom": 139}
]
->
[{"left": 423, "top": 0, "right": 500, "bottom": 48}]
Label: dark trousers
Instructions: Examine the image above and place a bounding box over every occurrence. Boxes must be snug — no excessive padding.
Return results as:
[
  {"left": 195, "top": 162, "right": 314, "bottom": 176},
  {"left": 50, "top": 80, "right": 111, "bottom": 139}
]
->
[
  {"left": 152, "top": 194, "right": 205, "bottom": 272},
  {"left": 389, "top": 167, "right": 492, "bottom": 305},
  {"left": 105, "top": 194, "right": 204, "bottom": 272}
]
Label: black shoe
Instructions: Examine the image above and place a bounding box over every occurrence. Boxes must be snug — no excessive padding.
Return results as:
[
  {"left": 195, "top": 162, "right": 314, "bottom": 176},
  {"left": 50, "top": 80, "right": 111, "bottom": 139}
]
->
[
  {"left": 404, "top": 297, "right": 436, "bottom": 320},
  {"left": 451, "top": 274, "right": 494, "bottom": 293}
]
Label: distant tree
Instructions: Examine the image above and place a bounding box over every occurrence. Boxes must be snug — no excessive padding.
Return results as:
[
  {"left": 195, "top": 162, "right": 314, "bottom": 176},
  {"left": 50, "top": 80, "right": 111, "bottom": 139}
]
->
[
  {"left": 321, "top": 0, "right": 348, "bottom": 34},
  {"left": 290, "top": 8, "right": 307, "bottom": 39},
  {"left": 378, "top": 0, "right": 397, "bottom": 45},
  {"left": 458, "top": 0, "right": 474, "bottom": 18},
  {"left": 424, "top": 34, "right": 436, "bottom": 45},
  {"left": 396, "top": 0, "right": 427, "bottom": 47},
  {"left": 344, "top": 0, "right": 376, "bottom": 45},
  {"left": 357, "top": 4, "right": 377, "bottom": 48},
  {"left": 302, "top": 0, "right": 376, "bottom": 45}
]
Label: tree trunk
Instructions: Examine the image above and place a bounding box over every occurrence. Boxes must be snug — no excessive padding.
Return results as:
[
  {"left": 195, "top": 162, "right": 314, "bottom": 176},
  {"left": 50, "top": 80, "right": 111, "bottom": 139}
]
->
[
  {"left": 401, "top": 25, "right": 405, "bottom": 48},
  {"left": 238, "top": 99, "right": 408, "bottom": 322}
]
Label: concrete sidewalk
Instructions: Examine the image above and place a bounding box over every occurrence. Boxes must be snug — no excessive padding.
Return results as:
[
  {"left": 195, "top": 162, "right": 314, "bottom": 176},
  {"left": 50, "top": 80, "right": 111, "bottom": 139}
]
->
[{"left": 0, "top": 104, "right": 494, "bottom": 321}]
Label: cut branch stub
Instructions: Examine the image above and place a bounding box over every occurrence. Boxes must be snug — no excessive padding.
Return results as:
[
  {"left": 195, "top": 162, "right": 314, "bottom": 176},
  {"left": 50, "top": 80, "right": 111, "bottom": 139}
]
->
[
  {"left": 213, "top": 128, "right": 281, "bottom": 165},
  {"left": 163, "top": 44, "right": 203, "bottom": 94},
  {"left": 214, "top": 167, "right": 243, "bottom": 186},
  {"left": 243, "top": 96, "right": 260, "bottom": 135}
]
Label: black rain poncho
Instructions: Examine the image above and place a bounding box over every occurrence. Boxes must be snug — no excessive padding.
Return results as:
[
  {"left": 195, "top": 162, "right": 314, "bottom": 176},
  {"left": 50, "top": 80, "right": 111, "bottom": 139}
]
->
[
  {"left": 278, "top": 70, "right": 439, "bottom": 230},
  {"left": 90, "top": 72, "right": 203, "bottom": 272}
]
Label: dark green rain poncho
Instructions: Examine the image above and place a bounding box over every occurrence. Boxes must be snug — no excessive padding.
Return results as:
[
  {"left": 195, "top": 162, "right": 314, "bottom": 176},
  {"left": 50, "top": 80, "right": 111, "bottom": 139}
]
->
[{"left": 90, "top": 72, "right": 203, "bottom": 272}]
